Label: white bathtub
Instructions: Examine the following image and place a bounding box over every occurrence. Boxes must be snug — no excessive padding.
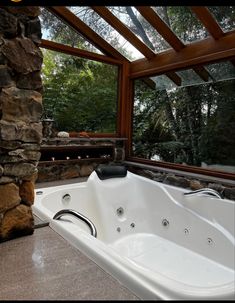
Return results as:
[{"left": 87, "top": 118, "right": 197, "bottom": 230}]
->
[{"left": 33, "top": 170, "right": 235, "bottom": 300}]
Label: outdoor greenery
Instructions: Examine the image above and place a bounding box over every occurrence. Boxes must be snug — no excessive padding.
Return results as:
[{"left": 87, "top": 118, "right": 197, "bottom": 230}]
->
[
  {"left": 40, "top": 6, "right": 235, "bottom": 171},
  {"left": 133, "top": 77, "right": 235, "bottom": 170},
  {"left": 42, "top": 50, "right": 118, "bottom": 133}
]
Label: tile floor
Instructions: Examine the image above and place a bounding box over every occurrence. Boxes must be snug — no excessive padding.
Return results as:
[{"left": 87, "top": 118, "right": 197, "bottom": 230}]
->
[{"left": 0, "top": 225, "right": 139, "bottom": 300}]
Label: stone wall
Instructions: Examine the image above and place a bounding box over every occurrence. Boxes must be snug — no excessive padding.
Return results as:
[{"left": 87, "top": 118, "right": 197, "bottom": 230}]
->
[
  {"left": 37, "top": 138, "right": 126, "bottom": 183},
  {"left": 0, "top": 7, "right": 43, "bottom": 242},
  {"left": 126, "top": 163, "right": 235, "bottom": 201}
]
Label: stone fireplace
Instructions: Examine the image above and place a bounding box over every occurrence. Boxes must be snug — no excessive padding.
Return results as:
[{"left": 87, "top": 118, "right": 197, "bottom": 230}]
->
[{"left": 0, "top": 7, "right": 43, "bottom": 242}]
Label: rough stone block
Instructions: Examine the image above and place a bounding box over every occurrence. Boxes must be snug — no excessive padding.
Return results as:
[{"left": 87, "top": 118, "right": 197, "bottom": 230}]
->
[
  {"left": 0, "top": 183, "right": 21, "bottom": 213},
  {"left": 3, "top": 163, "right": 37, "bottom": 178},
  {"left": 0, "top": 120, "right": 42, "bottom": 143},
  {"left": 19, "top": 180, "right": 35, "bottom": 206},
  {"left": 16, "top": 71, "right": 42, "bottom": 91},
  {"left": 2, "top": 38, "right": 43, "bottom": 74},
  {"left": 1, "top": 87, "right": 42, "bottom": 123},
  {"left": 0, "top": 8, "right": 17, "bottom": 38},
  {"left": 0, "top": 204, "right": 34, "bottom": 242},
  {"left": 25, "top": 18, "right": 42, "bottom": 44},
  {"left": 80, "top": 164, "right": 94, "bottom": 177},
  {"left": 0, "top": 176, "right": 15, "bottom": 184},
  {"left": 5, "top": 7, "right": 41, "bottom": 17},
  {"left": 0, "top": 66, "right": 14, "bottom": 87}
]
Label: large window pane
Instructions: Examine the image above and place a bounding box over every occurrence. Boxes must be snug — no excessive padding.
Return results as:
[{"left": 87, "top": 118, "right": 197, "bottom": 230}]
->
[
  {"left": 132, "top": 61, "right": 235, "bottom": 173},
  {"left": 42, "top": 49, "right": 118, "bottom": 133},
  {"left": 207, "top": 6, "right": 235, "bottom": 32}
]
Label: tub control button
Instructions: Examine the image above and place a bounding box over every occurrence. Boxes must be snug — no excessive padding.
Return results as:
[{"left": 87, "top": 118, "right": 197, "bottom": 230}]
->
[
  {"left": 207, "top": 238, "right": 214, "bottom": 245},
  {"left": 162, "top": 219, "right": 169, "bottom": 228},
  {"left": 36, "top": 191, "right": 43, "bottom": 195},
  {"left": 62, "top": 194, "right": 71, "bottom": 203},
  {"left": 116, "top": 207, "right": 124, "bottom": 216}
]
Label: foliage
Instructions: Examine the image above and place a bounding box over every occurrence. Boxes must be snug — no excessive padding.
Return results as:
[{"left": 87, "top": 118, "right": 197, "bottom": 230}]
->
[
  {"left": 133, "top": 78, "right": 235, "bottom": 167},
  {"left": 42, "top": 49, "right": 118, "bottom": 132}
]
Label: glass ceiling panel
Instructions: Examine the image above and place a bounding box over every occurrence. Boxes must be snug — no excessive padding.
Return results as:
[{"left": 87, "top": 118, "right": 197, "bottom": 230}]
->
[
  {"left": 207, "top": 6, "right": 235, "bottom": 32},
  {"left": 149, "top": 60, "right": 235, "bottom": 92},
  {"left": 206, "top": 61, "right": 235, "bottom": 81},
  {"left": 152, "top": 6, "right": 209, "bottom": 44},
  {"left": 39, "top": 8, "right": 102, "bottom": 54},
  {"left": 68, "top": 6, "right": 144, "bottom": 61},
  {"left": 108, "top": 6, "right": 171, "bottom": 53}
]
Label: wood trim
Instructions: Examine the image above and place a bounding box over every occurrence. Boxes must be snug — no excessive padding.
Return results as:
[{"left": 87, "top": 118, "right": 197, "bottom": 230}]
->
[
  {"left": 91, "top": 6, "right": 155, "bottom": 59},
  {"left": 190, "top": 6, "right": 224, "bottom": 40},
  {"left": 40, "top": 39, "right": 123, "bottom": 65},
  {"left": 135, "top": 6, "right": 185, "bottom": 52},
  {"left": 47, "top": 6, "right": 127, "bottom": 61},
  {"left": 193, "top": 66, "right": 210, "bottom": 81},
  {"left": 118, "top": 62, "right": 131, "bottom": 137},
  {"left": 126, "top": 157, "right": 235, "bottom": 181},
  {"left": 130, "top": 31, "right": 235, "bottom": 78}
]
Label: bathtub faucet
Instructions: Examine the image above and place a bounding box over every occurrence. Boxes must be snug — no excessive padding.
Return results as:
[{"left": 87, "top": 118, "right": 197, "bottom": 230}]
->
[{"left": 183, "top": 188, "right": 223, "bottom": 199}]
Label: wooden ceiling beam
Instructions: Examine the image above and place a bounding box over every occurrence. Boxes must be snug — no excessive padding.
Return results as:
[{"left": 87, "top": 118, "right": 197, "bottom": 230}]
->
[
  {"left": 91, "top": 6, "right": 155, "bottom": 59},
  {"left": 47, "top": 7, "right": 127, "bottom": 61},
  {"left": 190, "top": 6, "right": 224, "bottom": 40},
  {"left": 135, "top": 6, "right": 184, "bottom": 52},
  {"left": 130, "top": 31, "right": 235, "bottom": 78},
  {"left": 40, "top": 39, "right": 123, "bottom": 65}
]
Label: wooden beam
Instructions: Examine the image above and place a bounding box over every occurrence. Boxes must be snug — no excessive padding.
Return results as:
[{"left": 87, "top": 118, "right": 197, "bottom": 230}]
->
[
  {"left": 194, "top": 66, "right": 210, "bottom": 82},
  {"left": 136, "top": 6, "right": 211, "bottom": 82},
  {"left": 166, "top": 71, "right": 182, "bottom": 86},
  {"left": 130, "top": 31, "right": 235, "bottom": 79},
  {"left": 47, "top": 7, "right": 127, "bottom": 61},
  {"left": 118, "top": 62, "right": 132, "bottom": 138},
  {"left": 190, "top": 6, "right": 224, "bottom": 40},
  {"left": 135, "top": 6, "right": 185, "bottom": 52},
  {"left": 40, "top": 39, "right": 123, "bottom": 65},
  {"left": 91, "top": 6, "right": 155, "bottom": 59}
]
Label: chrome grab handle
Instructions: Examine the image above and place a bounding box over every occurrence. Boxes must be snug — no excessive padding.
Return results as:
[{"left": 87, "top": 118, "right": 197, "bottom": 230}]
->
[
  {"left": 183, "top": 188, "right": 222, "bottom": 199},
  {"left": 53, "top": 209, "right": 97, "bottom": 238}
]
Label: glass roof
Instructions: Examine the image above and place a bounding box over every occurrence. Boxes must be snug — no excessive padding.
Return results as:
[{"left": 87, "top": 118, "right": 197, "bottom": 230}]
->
[
  {"left": 149, "top": 60, "right": 235, "bottom": 91},
  {"left": 108, "top": 6, "right": 171, "bottom": 53},
  {"left": 40, "top": 6, "right": 235, "bottom": 66},
  {"left": 207, "top": 6, "right": 235, "bottom": 32},
  {"left": 151, "top": 6, "right": 209, "bottom": 44},
  {"left": 206, "top": 61, "right": 235, "bottom": 81},
  {"left": 39, "top": 8, "right": 102, "bottom": 54},
  {"left": 68, "top": 6, "right": 144, "bottom": 61}
]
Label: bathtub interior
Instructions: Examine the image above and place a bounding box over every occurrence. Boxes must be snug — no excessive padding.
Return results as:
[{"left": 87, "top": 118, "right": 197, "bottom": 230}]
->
[{"left": 34, "top": 170, "right": 235, "bottom": 296}]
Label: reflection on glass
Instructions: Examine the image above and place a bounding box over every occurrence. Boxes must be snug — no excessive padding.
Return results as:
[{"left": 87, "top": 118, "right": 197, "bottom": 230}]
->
[
  {"left": 207, "top": 6, "right": 235, "bottom": 32},
  {"left": 151, "top": 6, "right": 209, "bottom": 44},
  {"left": 132, "top": 61, "right": 235, "bottom": 173},
  {"left": 68, "top": 6, "right": 144, "bottom": 61},
  {"left": 42, "top": 49, "right": 118, "bottom": 133},
  {"left": 39, "top": 8, "right": 102, "bottom": 54},
  {"left": 109, "top": 6, "right": 171, "bottom": 53}
]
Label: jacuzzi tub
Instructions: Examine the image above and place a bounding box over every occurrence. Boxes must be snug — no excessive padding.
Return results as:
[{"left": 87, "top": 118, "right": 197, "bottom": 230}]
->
[{"left": 33, "top": 170, "right": 235, "bottom": 300}]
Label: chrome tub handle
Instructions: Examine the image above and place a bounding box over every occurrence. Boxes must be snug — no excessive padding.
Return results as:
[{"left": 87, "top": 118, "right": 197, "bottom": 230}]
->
[{"left": 53, "top": 209, "right": 97, "bottom": 238}]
